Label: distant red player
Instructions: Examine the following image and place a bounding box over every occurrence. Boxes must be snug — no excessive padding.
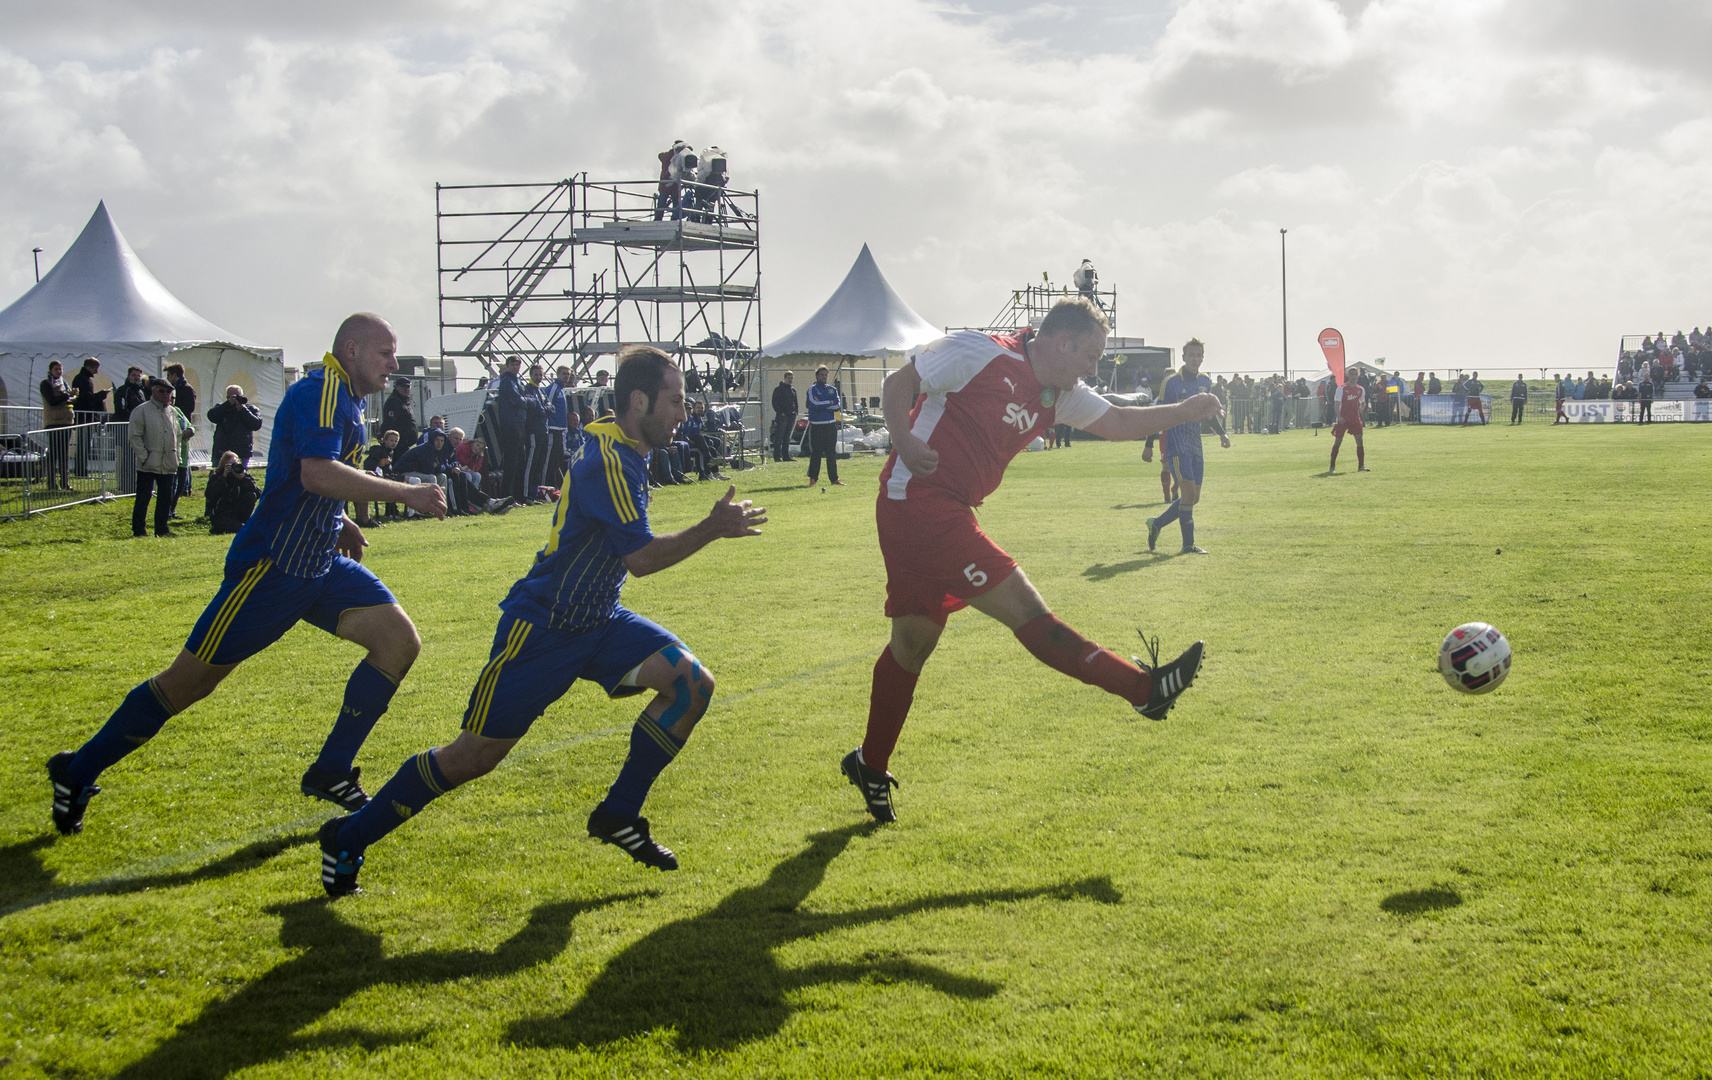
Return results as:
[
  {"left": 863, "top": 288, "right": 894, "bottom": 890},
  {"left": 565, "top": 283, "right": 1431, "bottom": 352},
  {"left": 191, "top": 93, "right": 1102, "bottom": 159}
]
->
[
  {"left": 842, "top": 299, "right": 1223, "bottom": 823},
  {"left": 1329, "top": 377, "right": 1369, "bottom": 473}
]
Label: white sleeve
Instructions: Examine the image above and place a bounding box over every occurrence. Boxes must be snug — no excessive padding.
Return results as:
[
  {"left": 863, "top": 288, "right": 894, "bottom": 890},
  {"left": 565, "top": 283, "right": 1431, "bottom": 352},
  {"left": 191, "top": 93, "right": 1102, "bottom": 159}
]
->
[
  {"left": 1054, "top": 381, "right": 1112, "bottom": 430},
  {"left": 910, "top": 332, "right": 1000, "bottom": 396}
]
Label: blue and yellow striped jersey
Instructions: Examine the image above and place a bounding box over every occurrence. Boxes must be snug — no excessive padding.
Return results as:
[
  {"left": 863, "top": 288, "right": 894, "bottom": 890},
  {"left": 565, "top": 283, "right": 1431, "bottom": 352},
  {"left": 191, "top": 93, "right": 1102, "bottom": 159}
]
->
[
  {"left": 1160, "top": 371, "right": 1214, "bottom": 456},
  {"left": 500, "top": 418, "right": 654, "bottom": 632},
  {"left": 226, "top": 354, "right": 367, "bottom": 578}
]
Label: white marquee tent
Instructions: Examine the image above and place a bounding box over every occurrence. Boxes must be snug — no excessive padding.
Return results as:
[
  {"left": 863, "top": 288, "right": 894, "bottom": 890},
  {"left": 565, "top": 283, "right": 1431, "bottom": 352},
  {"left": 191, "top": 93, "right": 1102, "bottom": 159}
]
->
[
  {"left": 762, "top": 243, "right": 940, "bottom": 360},
  {"left": 0, "top": 202, "right": 286, "bottom": 463},
  {"left": 759, "top": 244, "right": 940, "bottom": 424}
]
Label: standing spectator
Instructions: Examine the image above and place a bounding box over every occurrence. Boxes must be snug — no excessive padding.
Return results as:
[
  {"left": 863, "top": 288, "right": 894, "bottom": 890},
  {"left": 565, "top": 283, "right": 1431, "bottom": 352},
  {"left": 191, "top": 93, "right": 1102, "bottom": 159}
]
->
[
  {"left": 70, "top": 356, "right": 109, "bottom": 478},
  {"left": 525, "top": 363, "right": 554, "bottom": 496},
  {"left": 1450, "top": 374, "right": 1468, "bottom": 424},
  {"left": 382, "top": 378, "right": 418, "bottom": 451},
  {"left": 205, "top": 451, "right": 261, "bottom": 534},
  {"left": 770, "top": 370, "right": 798, "bottom": 462},
  {"left": 207, "top": 384, "right": 263, "bottom": 467},
  {"left": 1411, "top": 372, "right": 1425, "bottom": 421},
  {"left": 1427, "top": 372, "right": 1442, "bottom": 397},
  {"left": 1266, "top": 377, "right": 1285, "bottom": 434},
  {"left": 805, "top": 363, "right": 844, "bottom": 486},
  {"left": 542, "top": 365, "right": 570, "bottom": 488},
  {"left": 112, "top": 366, "right": 150, "bottom": 492},
  {"left": 555, "top": 365, "right": 582, "bottom": 456},
  {"left": 164, "top": 362, "right": 196, "bottom": 512},
  {"left": 113, "top": 366, "right": 149, "bottom": 422},
  {"left": 1637, "top": 376, "right": 1654, "bottom": 423},
  {"left": 1509, "top": 374, "right": 1528, "bottom": 424},
  {"left": 39, "top": 360, "right": 76, "bottom": 490},
  {"left": 494, "top": 355, "right": 531, "bottom": 504},
  {"left": 128, "top": 378, "right": 190, "bottom": 537}
]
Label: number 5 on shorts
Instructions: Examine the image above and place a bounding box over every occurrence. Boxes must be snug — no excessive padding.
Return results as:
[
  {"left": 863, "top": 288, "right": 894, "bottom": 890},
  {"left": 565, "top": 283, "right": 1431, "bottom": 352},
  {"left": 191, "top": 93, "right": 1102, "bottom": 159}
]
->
[{"left": 963, "top": 562, "right": 988, "bottom": 588}]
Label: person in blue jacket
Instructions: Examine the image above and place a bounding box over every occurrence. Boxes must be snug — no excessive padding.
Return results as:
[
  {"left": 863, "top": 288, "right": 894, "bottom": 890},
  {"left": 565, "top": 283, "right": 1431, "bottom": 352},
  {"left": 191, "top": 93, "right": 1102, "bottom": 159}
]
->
[{"left": 805, "top": 364, "right": 844, "bottom": 486}]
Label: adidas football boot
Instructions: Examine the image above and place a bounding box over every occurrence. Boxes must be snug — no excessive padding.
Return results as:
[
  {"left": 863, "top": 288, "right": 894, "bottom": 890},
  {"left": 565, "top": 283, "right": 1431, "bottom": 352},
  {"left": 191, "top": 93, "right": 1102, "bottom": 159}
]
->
[
  {"left": 1133, "top": 636, "right": 1204, "bottom": 721},
  {"left": 48, "top": 751, "right": 100, "bottom": 835},
  {"left": 842, "top": 748, "right": 899, "bottom": 824},
  {"left": 587, "top": 807, "right": 679, "bottom": 871},
  {"left": 318, "top": 817, "right": 363, "bottom": 898},
  {"left": 301, "top": 766, "right": 371, "bottom": 812}
]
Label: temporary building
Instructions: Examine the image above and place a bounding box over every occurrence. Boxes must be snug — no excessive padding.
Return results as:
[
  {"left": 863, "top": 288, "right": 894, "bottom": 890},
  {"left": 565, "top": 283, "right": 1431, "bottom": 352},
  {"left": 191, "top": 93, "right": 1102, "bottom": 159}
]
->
[
  {"left": 0, "top": 201, "right": 286, "bottom": 463},
  {"left": 759, "top": 244, "right": 940, "bottom": 431}
]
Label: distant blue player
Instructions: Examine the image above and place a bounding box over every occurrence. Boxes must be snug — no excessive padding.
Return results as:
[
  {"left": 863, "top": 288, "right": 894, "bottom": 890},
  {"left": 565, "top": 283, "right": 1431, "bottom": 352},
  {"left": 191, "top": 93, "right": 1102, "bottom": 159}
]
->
[
  {"left": 48, "top": 314, "right": 450, "bottom": 835},
  {"left": 318, "top": 347, "right": 767, "bottom": 896},
  {"left": 1147, "top": 339, "right": 1229, "bottom": 555}
]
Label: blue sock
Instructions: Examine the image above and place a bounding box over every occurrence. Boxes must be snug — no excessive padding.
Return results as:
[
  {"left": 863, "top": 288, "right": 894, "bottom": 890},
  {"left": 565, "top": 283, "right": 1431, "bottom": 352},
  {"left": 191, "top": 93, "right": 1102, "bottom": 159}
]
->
[
  {"left": 1154, "top": 500, "right": 1181, "bottom": 529},
  {"left": 68, "top": 679, "right": 176, "bottom": 787},
  {"left": 314, "top": 661, "right": 399, "bottom": 773},
  {"left": 600, "top": 713, "right": 684, "bottom": 819},
  {"left": 1181, "top": 510, "right": 1196, "bottom": 550},
  {"left": 338, "top": 750, "right": 451, "bottom": 852}
]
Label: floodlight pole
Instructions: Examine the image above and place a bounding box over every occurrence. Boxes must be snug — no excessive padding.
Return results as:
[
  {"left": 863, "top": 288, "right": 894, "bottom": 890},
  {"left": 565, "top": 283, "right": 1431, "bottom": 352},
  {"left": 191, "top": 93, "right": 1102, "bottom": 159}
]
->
[
  {"left": 32, "top": 247, "right": 43, "bottom": 282},
  {"left": 1279, "top": 228, "right": 1288, "bottom": 382}
]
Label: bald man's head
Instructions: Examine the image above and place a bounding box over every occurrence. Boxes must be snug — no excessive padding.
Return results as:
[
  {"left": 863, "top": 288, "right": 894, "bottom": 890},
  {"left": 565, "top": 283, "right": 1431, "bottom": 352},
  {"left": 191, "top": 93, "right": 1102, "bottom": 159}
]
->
[
  {"left": 333, "top": 313, "right": 394, "bottom": 360},
  {"left": 331, "top": 312, "right": 398, "bottom": 395}
]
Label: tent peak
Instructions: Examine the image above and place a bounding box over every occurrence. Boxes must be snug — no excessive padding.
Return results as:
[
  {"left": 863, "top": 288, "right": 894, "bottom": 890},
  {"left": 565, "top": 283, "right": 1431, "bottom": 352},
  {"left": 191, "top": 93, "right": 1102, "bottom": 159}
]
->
[{"left": 762, "top": 244, "right": 939, "bottom": 358}]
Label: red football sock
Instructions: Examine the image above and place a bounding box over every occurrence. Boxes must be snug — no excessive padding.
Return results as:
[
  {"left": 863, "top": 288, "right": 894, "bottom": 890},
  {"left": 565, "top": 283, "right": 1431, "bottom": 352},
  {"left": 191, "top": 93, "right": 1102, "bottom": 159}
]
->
[
  {"left": 1014, "top": 614, "right": 1151, "bottom": 706},
  {"left": 861, "top": 647, "right": 919, "bottom": 774}
]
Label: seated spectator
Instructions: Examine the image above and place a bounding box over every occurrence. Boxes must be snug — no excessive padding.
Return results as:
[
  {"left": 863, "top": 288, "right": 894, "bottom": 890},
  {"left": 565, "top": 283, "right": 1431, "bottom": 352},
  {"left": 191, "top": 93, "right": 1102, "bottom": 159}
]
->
[
  {"left": 454, "top": 430, "right": 487, "bottom": 484},
  {"left": 399, "top": 429, "right": 511, "bottom": 517},
  {"left": 204, "top": 451, "right": 261, "bottom": 535},
  {"left": 365, "top": 429, "right": 403, "bottom": 520},
  {"left": 679, "top": 400, "right": 730, "bottom": 481}
]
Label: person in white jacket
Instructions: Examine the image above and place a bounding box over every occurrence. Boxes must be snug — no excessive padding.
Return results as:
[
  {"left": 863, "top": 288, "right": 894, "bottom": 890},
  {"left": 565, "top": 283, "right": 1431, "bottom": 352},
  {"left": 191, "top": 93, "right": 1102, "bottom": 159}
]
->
[{"left": 128, "top": 379, "right": 193, "bottom": 538}]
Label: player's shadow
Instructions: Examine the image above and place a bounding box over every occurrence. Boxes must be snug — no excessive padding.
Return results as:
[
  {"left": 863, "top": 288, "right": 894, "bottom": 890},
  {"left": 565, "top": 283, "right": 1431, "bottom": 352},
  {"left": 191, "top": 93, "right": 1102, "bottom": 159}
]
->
[
  {"left": 1109, "top": 503, "right": 1161, "bottom": 511},
  {"left": 1380, "top": 887, "right": 1463, "bottom": 916},
  {"left": 0, "top": 831, "right": 315, "bottom": 918},
  {"left": 1082, "top": 556, "right": 1167, "bottom": 582},
  {"left": 507, "top": 823, "right": 1122, "bottom": 1054},
  {"left": 110, "top": 891, "right": 650, "bottom": 1080}
]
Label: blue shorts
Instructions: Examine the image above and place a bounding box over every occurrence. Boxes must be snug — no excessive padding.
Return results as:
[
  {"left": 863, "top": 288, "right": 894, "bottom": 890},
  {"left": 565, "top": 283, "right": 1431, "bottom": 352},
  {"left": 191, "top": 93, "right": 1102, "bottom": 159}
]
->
[
  {"left": 462, "top": 608, "right": 680, "bottom": 739},
  {"left": 1167, "top": 453, "right": 1205, "bottom": 487},
  {"left": 184, "top": 556, "right": 397, "bottom": 666}
]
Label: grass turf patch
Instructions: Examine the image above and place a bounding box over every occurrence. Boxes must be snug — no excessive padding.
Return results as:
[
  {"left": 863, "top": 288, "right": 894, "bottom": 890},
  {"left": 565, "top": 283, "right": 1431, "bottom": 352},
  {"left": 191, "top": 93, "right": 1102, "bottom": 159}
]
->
[{"left": 2, "top": 422, "right": 1710, "bottom": 1078}]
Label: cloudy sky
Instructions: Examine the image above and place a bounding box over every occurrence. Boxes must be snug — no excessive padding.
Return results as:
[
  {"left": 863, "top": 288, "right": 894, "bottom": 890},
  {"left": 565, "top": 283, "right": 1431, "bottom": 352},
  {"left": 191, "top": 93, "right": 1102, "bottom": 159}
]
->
[{"left": 3, "top": 0, "right": 1709, "bottom": 376}]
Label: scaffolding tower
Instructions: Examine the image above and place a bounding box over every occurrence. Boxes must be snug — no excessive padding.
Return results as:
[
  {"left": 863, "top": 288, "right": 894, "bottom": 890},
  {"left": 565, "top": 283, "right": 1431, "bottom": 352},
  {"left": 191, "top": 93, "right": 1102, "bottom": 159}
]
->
[
  {"left": 436, "top": 174, "right": 763, "bottom": 395},
  {"left": 963, "top": 278, "right": 1118, "bottom": 336}
]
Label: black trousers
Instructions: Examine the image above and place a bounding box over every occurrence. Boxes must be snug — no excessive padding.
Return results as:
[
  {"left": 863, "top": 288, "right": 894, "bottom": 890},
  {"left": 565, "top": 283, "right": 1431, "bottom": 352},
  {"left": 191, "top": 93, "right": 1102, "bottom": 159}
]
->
[
  {"left": 771, "top": 413, "right": 797, "bottom": 461},
  {"left": 500, "top": 430, "right": 530, "bottom": 502},
  {"left": 807, "top": 424, "right": 839, "bottom": 483},
  {"left": 133, "top": 471, "right": 173, "bottom": 536},
  {"left": 1511, "top": 400, "right": 1525, "bottom": 423}
]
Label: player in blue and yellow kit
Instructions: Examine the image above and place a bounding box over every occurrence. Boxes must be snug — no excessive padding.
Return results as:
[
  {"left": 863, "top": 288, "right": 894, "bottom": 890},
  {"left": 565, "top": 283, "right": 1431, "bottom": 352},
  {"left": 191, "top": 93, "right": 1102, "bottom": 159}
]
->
[
  {"left": 1147, "top": 339, "right": 1229, "bottom": 555},
  {"left": 318, "top": 347, "right": 766, "bottom": 895},
  {"left": 47, "top": 314, "right": 448, "bottom": 836}
]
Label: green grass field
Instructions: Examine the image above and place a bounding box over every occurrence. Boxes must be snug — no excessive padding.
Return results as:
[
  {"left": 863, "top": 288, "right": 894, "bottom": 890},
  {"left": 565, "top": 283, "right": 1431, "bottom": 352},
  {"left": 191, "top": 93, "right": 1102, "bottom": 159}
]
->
[{"left": 3, "top": 421, "right": 1709, "bottom": 1078}]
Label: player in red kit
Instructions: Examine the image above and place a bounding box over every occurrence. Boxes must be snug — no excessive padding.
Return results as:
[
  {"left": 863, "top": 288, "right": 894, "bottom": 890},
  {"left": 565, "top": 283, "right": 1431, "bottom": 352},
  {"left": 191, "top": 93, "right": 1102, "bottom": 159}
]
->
[
  {"left": 1328, "top": 376, "right": 1368, "bottom": 473},
  {"left": 843, "top": 299, "right": 1224, "bottom": 823}
]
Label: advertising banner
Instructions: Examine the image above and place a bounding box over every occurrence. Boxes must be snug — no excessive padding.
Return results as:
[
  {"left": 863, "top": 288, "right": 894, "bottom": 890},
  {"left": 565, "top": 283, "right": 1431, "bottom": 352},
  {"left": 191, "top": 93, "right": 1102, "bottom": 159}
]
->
[
  {"left": 1419, "top": 395, "right": 1492, "bottom": 424},
  {"left": 1318, "top": 329, "right": 1346, "bottom": 386},
  {"left": 1561, "top": 400, "right": 1689, "bottom": 423}
]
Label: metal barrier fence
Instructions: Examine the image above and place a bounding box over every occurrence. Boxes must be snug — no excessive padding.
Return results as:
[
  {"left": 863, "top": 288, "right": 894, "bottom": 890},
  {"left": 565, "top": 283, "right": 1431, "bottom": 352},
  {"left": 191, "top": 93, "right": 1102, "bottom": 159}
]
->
[{"left": 1, "top": 418, "right": 132, "bottom": 520}]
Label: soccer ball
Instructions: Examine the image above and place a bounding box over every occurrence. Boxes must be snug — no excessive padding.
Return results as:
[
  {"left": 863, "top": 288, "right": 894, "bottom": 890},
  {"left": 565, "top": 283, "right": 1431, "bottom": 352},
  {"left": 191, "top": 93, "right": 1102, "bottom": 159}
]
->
[{"left": 1438, "top": 622, "right": 1511, "bottom": 694}]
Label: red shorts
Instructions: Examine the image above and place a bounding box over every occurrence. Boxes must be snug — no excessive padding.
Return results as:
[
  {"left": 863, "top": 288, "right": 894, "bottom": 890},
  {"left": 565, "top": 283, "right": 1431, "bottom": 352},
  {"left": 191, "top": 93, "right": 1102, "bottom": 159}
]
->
[
  {"left": 1332, "top": 418, "right": 1363, "bottom": 438},
  {"left": 875, "top": 495, "right": 1017, "bottom": 626}
]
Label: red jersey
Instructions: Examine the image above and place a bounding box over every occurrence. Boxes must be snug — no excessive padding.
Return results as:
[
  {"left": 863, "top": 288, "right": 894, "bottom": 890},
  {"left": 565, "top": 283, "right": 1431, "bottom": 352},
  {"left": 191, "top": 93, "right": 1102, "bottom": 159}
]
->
[
  {"left": 879, "top": 331, "right": 1111, "bottom": 507},
  {"left": 1336, "top": 382, "right": 1364, "bottom": 425}
]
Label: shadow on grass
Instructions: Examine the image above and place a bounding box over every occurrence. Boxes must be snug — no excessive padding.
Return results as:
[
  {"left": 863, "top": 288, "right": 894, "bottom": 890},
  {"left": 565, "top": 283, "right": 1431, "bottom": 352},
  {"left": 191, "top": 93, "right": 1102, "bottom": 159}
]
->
[
  {"left": 0, "top": 831, "right": 316, "bottom": 918},
  {"left": 1380, "top": 887, "right": 1463, "bottom": 916},
  {"left": 507, "top": 823, "right": 1122, "bottom": 1054},
  {"left": 1109, "top": 503, "right": 1167, "bottom": 511},
  {"left": 1082, "top": 556, "right": 1166, "bottom": 582},
  {"left": 111, "top": 891, "right": 652, "bottom": 1080}
]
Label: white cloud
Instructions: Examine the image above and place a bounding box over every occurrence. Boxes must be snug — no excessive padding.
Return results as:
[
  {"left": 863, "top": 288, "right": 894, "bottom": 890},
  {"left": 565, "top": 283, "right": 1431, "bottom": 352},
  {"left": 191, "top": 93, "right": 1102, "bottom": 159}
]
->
[{"left": 1216, "top": 164, "right": 1357, "bottom": 203}]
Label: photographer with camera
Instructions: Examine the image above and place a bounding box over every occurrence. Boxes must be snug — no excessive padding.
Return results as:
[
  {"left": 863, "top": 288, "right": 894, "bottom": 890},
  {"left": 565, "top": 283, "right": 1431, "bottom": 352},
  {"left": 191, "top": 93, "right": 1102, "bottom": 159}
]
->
[{"left": 207, "top": 384, "right": 264, "bottom": 467}]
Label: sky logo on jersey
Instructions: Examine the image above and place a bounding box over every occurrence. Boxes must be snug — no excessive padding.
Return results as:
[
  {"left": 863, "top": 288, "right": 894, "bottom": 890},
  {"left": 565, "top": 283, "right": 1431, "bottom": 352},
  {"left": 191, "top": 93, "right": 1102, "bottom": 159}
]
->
[{"left": 1003, "top": 402, "right": 1039, "bottom": 432}]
